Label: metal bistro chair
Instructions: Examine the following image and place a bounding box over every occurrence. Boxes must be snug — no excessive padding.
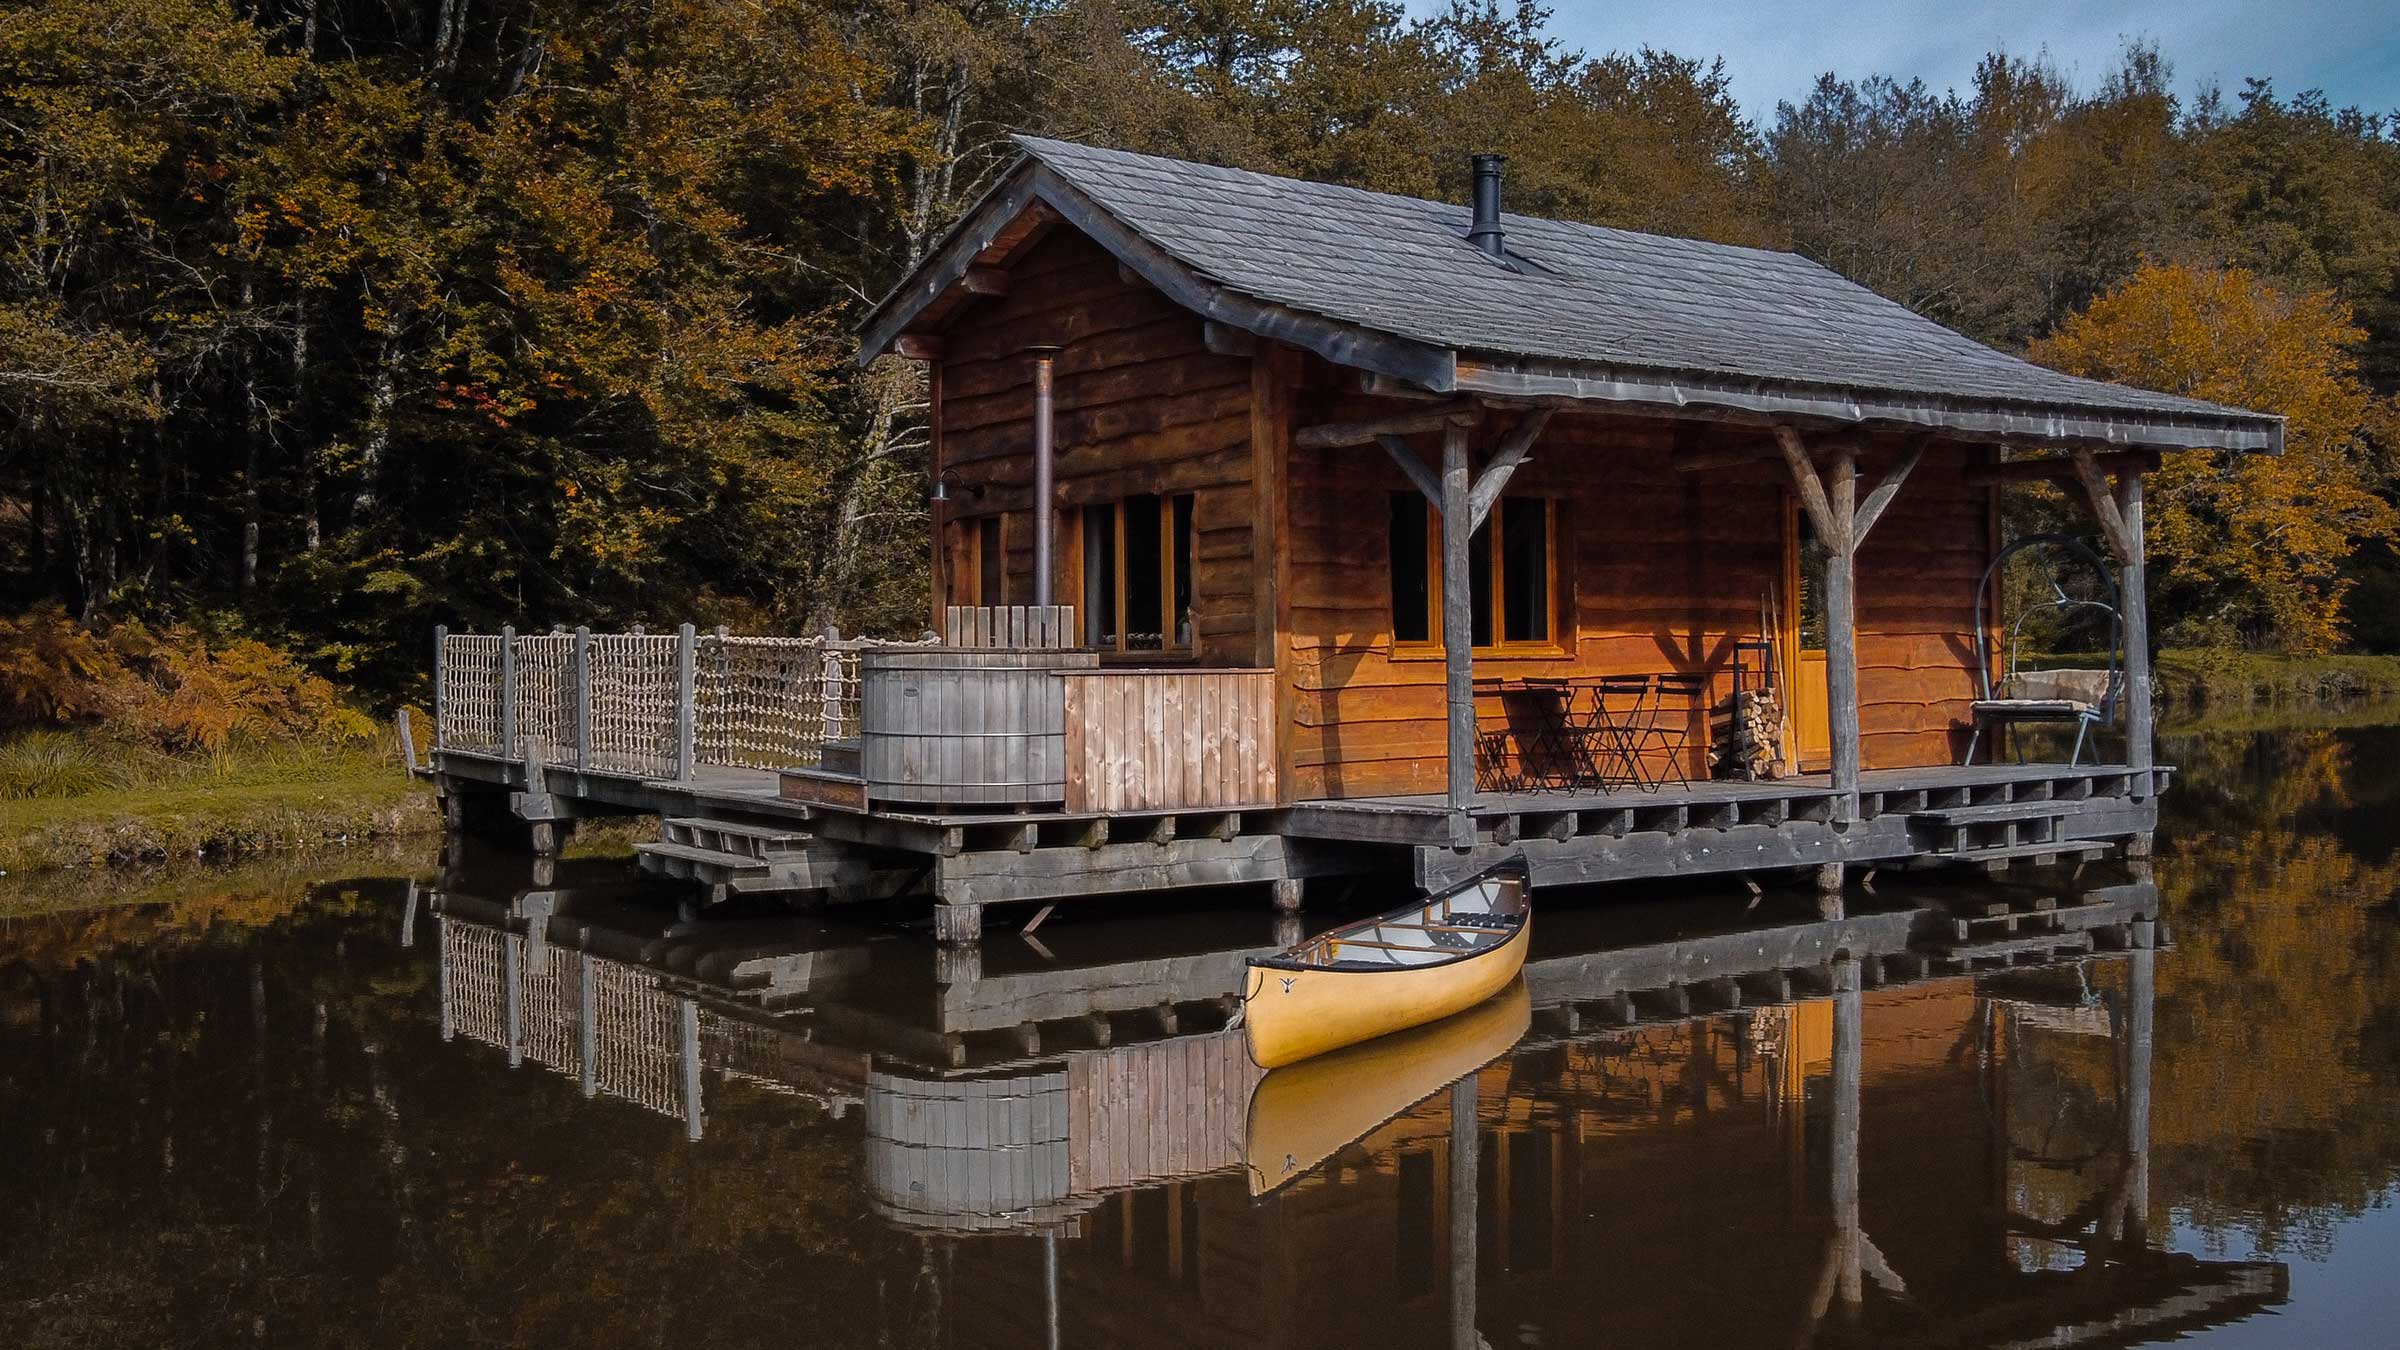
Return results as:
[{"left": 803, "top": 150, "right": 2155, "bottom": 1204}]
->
[
  {"left": 1511, "top": 677, "right": 1597, "bottom": 791},
  {"left": 1576, "top": 675, "right": 1662, "bottom": 791},
  {"left": 1473, "top": 678, "right": 1526, "bottom": 793},
  {"left": 1645, "top": 673, "right": 1711, "bottom": 787},
  {"left": 1966, "top": 533, "right": 2125, "bottom": 768}
]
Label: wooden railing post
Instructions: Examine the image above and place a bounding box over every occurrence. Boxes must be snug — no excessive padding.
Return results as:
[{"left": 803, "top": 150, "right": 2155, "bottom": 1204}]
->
[
  {"left": 572, "top": 625, "right": 592, "bottom": 771},
  {"left": 2115, "top": 472, "right": 2153, "bottom": 781},
  {"left": 820, "top": 637, "right": 847, "bottom": 748},
  {"left": 674, "top": 622, "right": 697, "bottom": 781},
  {"left": 499, "top": 624, "right": 518, "bottom": 763},
  {"left": 432, "top": 624, "right": 448, "bottom": 750}
]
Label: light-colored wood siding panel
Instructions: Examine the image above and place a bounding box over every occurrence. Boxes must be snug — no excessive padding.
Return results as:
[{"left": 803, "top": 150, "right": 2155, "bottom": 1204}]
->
[{"left": 1061, "top": 670, "right": 1277, "bottom": 812}]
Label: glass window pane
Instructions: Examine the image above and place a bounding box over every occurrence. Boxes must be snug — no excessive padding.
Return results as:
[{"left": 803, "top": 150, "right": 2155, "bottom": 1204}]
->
[
  {"left": 1501, "top": 498, "right": 1549, "bottom": 643},
  {"left": 1170, "top": 494, "right": 1194, "bottom": 648},
  {"left": 1390, "top": 493, "right": 1429, "bottom": 643},
  {"left": 1083, "top": 507, "right": 1117, "bottom": 647},
  {"left": 1124, "top": 493, "right": 1163, "bottom": 650},
  {"left": 977, "top": 517, "right": 1002, "bottom": 607}
]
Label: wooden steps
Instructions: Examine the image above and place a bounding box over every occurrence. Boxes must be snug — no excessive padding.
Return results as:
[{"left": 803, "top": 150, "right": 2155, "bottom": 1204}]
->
[{"left": 637, "top": 814, "right": 866, "bottom": 897}]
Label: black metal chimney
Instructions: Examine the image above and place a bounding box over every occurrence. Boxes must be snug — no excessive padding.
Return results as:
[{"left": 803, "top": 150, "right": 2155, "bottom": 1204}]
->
[{"left": 1468, "top": 153, "right": 1506, "bottom": 257}]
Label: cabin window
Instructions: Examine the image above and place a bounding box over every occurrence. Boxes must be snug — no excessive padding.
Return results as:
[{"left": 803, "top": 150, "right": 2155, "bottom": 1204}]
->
[
  {"left": 974, "top": 516, "right": 1003, "bottom": 607},
  {"left": 1389, "top": 492, "right": 1564, "bottom": 652},
  {"left": 1081, "top": 492, "right": 1196, "bottom": 652}
]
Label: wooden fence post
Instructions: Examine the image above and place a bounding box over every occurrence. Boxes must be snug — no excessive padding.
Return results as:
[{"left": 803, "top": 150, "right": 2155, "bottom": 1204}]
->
[
  {"left": 499, "top": 624, "right": 518, "bottom": 763},
  {"left": 572, "top": 626, "right": 592, "bottom": 771},
  {"left": 674, "top": 622, "right": 698, "bottom": 781},
  {"left": 432, "top": 624, "right": 448, "bottom": 750},
  {"left": 820, "top": 644, "right": 847, "bottom": 748}
]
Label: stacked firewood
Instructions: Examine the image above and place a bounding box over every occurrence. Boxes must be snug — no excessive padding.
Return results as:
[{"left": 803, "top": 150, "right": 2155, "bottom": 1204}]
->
[{"left": 1712, "top": 688, "right": 1785, "bottom": 781}]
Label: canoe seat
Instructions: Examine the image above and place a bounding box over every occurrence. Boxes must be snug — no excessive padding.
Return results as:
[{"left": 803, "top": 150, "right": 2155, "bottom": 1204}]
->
[{"left": 1442, "top": 913, "right": 1519, "bottom": 931}]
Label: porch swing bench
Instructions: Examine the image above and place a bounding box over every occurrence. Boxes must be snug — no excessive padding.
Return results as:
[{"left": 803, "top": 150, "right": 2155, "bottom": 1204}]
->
[{"left": 1964, "top": 533, "right": 2125, "bottom": 769}]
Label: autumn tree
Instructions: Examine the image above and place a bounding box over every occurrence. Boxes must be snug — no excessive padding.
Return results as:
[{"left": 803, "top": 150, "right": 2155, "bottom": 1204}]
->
[{"left": 2033, "top": 263, "right": 2399, "bottom": 650}]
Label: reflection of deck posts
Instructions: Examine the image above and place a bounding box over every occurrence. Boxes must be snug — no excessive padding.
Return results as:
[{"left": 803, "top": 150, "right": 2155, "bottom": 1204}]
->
[
  {"left": 437, "top": 917, "right": 455, "bottom": 1042},
  {"left": 1832, "top": 955, "right": 1863, "bottom": 1316},
  {"left": 1441, "top": 422, "right": 1477, "bottom": 848},
  {"left": 1042, "top": 1230, "right": 1062, "bottom": 1350},
  {"left": 2125, "top": 920, "right": 2155, "bottom": 1244},
  {"left": 1449, "top": 1072, "right": 1479, "bottom": 1350},
  {"left": 399, "top": 880, "right": 418, "bottom": 949},
  {"left": 680, "top": 996, "right": 704, "bottom": 1143},
  {"left": 578, "top": 953, "right": 599, "bottom": 1099},
  {"left": 503, "top": 937, "right": 524, "bottom": 1068}
]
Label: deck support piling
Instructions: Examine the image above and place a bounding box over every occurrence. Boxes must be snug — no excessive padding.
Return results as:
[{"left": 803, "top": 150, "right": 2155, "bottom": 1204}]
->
[
  {"left": 1270, "top": 878, "right": 1305, "bottom": 913},
  {"left": 935, "top": 902, "right": 984, "bottom": 946},
  {"left": 1831, "top": 953, "right": 1863, "bottom": 1316},
  {"left": 1441, "top": 421, "right": 1476, "bottom": 849}
]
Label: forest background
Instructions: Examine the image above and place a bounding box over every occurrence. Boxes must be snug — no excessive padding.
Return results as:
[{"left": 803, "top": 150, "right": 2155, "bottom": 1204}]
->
[{"left": 6, "top": 0, "right": 2400, "bottom": 733}]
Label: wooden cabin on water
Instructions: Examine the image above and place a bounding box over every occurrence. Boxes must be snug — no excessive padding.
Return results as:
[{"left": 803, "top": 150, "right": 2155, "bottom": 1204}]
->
[{"left": 425, "top": 138, "right": 2281, "bottom": 943}]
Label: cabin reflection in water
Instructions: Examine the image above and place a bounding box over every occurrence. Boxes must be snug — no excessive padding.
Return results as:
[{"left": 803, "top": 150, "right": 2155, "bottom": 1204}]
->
[{"left": 423, "top": 862, "right": 2287, "bottom": 1348}]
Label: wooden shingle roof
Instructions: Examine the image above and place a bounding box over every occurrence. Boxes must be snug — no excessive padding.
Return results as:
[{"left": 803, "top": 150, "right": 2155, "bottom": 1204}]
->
[{"left": 861, "top": 137, "right": 2281, "bottom": 453}]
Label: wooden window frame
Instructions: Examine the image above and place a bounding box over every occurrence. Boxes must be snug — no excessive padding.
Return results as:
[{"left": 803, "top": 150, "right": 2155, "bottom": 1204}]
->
[
  {"left": 1391, "top": 494, "right": 1572, "bottom": 659},
  {"left": 1076, "top": 493, "right": 1197, "bottom": 657}
]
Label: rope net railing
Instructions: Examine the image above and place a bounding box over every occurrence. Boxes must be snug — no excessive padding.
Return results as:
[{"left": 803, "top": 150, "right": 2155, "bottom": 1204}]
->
[{"left": 436, "top": 628, "right": 933, "bottom": 778}]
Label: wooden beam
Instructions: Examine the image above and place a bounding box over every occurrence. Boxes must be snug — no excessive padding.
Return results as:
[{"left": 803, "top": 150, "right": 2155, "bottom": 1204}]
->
[
  {"left": 1963, "top": 449, "right": 2158, "bottom": 487},
  {"left": 1116, "top": 261, "right": 1149, "bottom": 288},
  {"left": 1377, "top": 434, "right": 1444, "bottom": 505},
  {"left": 1672, "top": 437, "right": 1785, "bottom": 472},
  {"left": 2069, "top": 448, "right": 2135, "bottom": 560},
  {"left": 1467, "top": 409, "right": 1554, "bottom": 529},
  {"left": 1202, "top": 321, "right": 1257, "bottom": 358},
  {"left": 1775, "top": 427, "right": 1840, "bottom": 544},
  {"left": 1352, "top": 370, "right": 1447, "bottom": 401},
  {"left": 893, "top": 334, "right": 943, "bottom": 362},
  {"left": 961, "top": 266, "right": 1010, "bottom": 297},
  {"left": 1295, "top": 401, "right": 1477, "bottom": 449},
  {"left": 1850, "top": 435, "right": 1928, "bottom": 543}
]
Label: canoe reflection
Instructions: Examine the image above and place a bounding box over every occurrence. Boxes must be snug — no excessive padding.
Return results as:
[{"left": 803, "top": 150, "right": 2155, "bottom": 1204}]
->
[{"left": 1245, "top": 979, "right": 1530, "bottom": 1198}]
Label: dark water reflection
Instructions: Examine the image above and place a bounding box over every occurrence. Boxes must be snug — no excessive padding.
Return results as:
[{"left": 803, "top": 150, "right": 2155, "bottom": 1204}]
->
[{"left": 5, "top": 723, "right": 2398, "bottom": 1348}]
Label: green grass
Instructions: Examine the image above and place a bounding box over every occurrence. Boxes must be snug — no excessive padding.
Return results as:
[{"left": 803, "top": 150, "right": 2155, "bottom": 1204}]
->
[{"left": 0, "top": 729, "right": 439, "bottom": 873}]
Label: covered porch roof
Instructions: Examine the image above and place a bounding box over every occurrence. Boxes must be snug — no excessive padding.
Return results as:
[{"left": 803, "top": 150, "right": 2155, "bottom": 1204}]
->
[{"left": 861, "top": 136, "right": 2282, "bottom": 455}]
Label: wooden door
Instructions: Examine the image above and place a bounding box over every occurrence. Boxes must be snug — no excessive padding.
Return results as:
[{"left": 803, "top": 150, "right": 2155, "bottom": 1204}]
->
[{"left": 1783, "top": 498, "right": 1832, "bottom": 771}]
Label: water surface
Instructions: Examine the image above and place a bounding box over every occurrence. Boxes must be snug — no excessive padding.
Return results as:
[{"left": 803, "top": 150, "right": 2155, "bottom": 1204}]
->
[{"left": 4, "top": 720, "right": 2396, "bottom": 1348}]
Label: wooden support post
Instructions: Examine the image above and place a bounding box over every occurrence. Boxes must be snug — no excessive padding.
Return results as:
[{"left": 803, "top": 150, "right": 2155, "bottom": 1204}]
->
[
  {"left": 503, "top": 934, "right": 523, "bottom": 1068},
  {"left": 431, "top": 624, "right": 448, "bottom": 750},
  {"left": 674, "top": 622, "right": 698, "bottom": 781},
  {"left": 498, "top": 624, "right": 518, "bottom": 764},
  {"left": 2116, "top": 472, "right": 2153, "bottom": 778},
  {"left": 1441, "top": 422, "right": 1476, "bottom": 847},
  {"left": 1270, "top": 877, "right": 1305, "bottom": 913},
  {"left": 1448, "top": 1072, "right": 1479, "bottom": 1350},
  {"left": 1824, "top": 445, "right": 1861, "bottom": 820},
  {"left": 934, "top": 902, "right": 983, "bottom": 945},
  {"left": 572, "top": 626, "right": 592, "bottom": 770}
]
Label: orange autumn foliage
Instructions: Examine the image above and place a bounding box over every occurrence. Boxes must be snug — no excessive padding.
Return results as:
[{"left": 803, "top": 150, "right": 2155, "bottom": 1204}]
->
[
  {"left": 2033, "top": 264, "right": 2399, "bottom": 651},
  {"left": 0, "top": 605, "right": 373, "bottom": 751}
]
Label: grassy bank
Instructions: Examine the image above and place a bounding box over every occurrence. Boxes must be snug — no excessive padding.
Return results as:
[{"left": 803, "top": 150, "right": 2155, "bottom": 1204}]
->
[
  {"left": 0, "top": 732, "right": 438, "bottom": 874},
  {"left": 2042, "top": 649, "right": 2400, "bottom": 709}
]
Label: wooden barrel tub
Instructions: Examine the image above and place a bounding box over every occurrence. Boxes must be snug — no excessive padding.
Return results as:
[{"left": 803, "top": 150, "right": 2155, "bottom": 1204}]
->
[{"left": 857, "top": 647, "right": 1098, "bottom": 808}]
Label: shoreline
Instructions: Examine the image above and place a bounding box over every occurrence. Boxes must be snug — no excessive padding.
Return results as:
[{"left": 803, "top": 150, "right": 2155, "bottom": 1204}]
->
[{"left": 0, "top": 771, "right": 441, "bottom": 877}]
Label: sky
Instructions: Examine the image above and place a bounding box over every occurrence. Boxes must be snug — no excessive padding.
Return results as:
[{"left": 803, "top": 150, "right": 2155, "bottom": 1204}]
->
[{"left": 1441, "top": 0, "right": 2400, "bottom": 123}]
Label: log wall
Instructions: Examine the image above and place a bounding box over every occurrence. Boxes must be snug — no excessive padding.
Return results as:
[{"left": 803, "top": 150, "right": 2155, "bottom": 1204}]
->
[
  {"left": 1281, "top": 370, "right": 1993, "bottom": 799},
  {"left": 934, "top": 229, "right": 1259, "bottom": 665}
]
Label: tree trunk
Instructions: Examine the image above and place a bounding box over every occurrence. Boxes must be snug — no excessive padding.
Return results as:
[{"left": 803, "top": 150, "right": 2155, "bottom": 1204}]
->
[{"left": 295, "top": 285, "right": 319, "bottom": 552}]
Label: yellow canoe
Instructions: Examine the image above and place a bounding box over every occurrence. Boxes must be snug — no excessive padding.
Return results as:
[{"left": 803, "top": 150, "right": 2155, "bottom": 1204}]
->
[
  {"left": 1244, "top": 977, "right": 1530, "bottom": 1196},
  {"left": 1241, "top": 856, "right": 1532, "bottom": 1069}
]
